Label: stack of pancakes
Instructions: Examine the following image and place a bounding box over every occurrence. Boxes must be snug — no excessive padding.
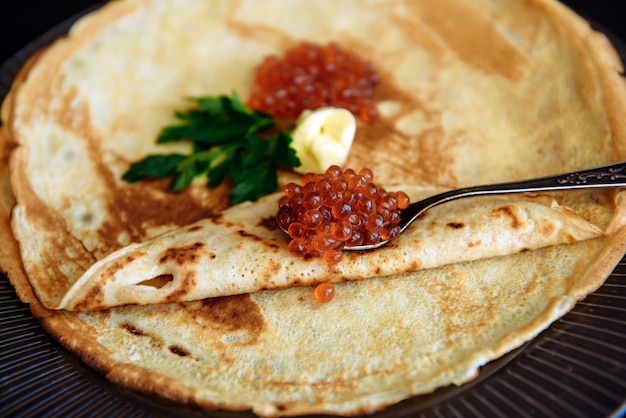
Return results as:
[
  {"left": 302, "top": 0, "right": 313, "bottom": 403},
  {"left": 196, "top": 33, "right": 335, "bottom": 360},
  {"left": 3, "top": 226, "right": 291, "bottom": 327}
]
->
[{"left": 1, "top": 0, "right": 625, "bottom": 416}]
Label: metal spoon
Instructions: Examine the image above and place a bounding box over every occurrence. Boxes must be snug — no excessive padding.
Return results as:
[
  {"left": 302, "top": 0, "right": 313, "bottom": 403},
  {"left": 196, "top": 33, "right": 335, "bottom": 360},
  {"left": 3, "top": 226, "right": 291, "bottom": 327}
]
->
[{"left": 279, "top": 161, "right": 626, "bottom": 251}]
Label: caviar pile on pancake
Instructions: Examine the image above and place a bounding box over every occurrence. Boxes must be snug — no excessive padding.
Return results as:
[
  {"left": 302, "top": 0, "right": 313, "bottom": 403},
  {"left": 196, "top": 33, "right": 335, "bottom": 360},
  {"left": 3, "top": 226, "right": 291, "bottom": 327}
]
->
[
  {"left": 248, "top": 42, "right": 380, "bottom": 122},
  {"left": 2, "top": 0, "right": 626, "bottom": 417}
]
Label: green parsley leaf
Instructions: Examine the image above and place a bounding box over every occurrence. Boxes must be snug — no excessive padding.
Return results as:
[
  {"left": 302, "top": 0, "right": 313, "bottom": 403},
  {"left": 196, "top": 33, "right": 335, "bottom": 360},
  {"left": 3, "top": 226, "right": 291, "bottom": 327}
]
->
[
  {"left": 123, "top": 93, "right": 301, "bottom": 205},
  {"left": 122, "top": 154, "right": 187, "bottom": 182},
  {"left": 274, "top": 130, "right": 301, "bottom": 167}
]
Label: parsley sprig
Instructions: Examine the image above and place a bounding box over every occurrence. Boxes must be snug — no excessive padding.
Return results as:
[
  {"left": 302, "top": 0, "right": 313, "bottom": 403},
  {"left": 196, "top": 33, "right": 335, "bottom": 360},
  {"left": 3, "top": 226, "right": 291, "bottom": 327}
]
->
[{"left": 123, "top": 93, "right": 300, "bottom": 204}]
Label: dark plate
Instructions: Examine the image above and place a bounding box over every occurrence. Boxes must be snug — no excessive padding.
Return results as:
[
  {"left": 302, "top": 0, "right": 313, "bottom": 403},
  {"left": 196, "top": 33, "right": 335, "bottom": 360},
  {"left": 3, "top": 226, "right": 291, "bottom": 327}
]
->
[{"left": 1, "top": 3, "right": 626, "bottom": 418}]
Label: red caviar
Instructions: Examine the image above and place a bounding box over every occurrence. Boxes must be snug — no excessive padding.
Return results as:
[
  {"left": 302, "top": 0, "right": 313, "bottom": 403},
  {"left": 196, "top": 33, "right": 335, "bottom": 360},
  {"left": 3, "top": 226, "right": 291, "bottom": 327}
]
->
[
  {"left": 314, "top": 282, "right": 336, "bottom": 303},
  {"left": 277, "top": 165, "right": 410, "bottom": 264},
  {"left": 248, "top": 42, "right": 379, "bottom": 122}
]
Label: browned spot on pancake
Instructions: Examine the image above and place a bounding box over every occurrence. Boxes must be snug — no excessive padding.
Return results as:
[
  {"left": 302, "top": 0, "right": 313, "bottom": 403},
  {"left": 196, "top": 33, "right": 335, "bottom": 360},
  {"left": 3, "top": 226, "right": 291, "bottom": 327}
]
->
[
  {"left": 406, "top": 0, "right": 530, "bottom": 80},
  {"left": 467, "top": 240, "right": 482, "bottom": 248},
  {"left": 417, "top": 211, "right": 430, "bottom": 220},
  {"left": 259, "top": 275, "right": 304, "bottom": 292},
  {"left": 258, "top": 216, "right": 278, "bottom": 230},
  {"left": 447, "top": 222, "right": 465, "bottom": 229},
  {"left": 259, "top": 260, "right": 282, "bottom": 281},
  {"left": 236, "top": 229, "right": 276, "bottom": 248},
  {"left": 101, "top": 253, "right": 145, "bottom": 284},
  {"left": 166, "top": 271, "right": 196, "bottom": 301},
  {"left": 492, "top": 205, "right": 524, "bottom": 229},
  {"left": 0, "top": 133, "right": 17, "bottom": 168},
  {"left": 197, "top": 294, "right": 265, "bottom": 335},
  {"left": 540, "top": 222, "right": 556, "bottom": 238},
  {"left": 101, "top": 262, "right": 121, "bottom": 280},
  {"left": 391, "top": 13, "right": 448, "bottom": 64},
  {"left": 350, "top": 75, "right": 457, "bottom": 187},
  {"left": 120, "top": 322, "right": 166, "bottom": 349},
  {"left": 238, "top": 229, "right": 256, "bottom": 239},
  {"left": 81, "top": 212, "right": 94, "bottom": 224},
  {"left": 97, "top": 179, "right": 226, "bottom": 250},
  {"left": 520, "top": 247, "right": 531, "bottom": 253},
  {"left": 121, "top": 322, "right": 145, "bottom": 336},
  {"left": 159, "top": 242, "right": 205, "bottom": 265},
  {"left": 187, "top": 225, "right": 204, "bottom": 233},
  {"left": 48, "top": 88, "right": 230, "bottom": 254},
  {"left": 168, "top": 345, "right": 190, "bottom": 357},
  {"left": 429, "top": 220, "right": 442, "bottom": 228},
  {"left": 73, "top": 285, "right": 104, "bottom": 311},
  {"left": 225, "top": 3, "right": 293, "bottom": 50},
  {"left": 409, "top": 261, "right": 422, "bottom": 270}
]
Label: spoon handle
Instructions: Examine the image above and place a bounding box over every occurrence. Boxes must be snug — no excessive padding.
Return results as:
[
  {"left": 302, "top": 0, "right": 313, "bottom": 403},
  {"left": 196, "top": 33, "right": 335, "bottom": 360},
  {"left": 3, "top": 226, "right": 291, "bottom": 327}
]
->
[{"left": 400, "top": 161, "right": 626, "bottom": 231}]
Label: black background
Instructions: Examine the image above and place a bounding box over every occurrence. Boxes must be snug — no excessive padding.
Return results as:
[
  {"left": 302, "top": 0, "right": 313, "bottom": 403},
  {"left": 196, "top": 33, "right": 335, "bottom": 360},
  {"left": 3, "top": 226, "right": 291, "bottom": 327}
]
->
[{"left": 0, "top": 1, "right": 624, "bottom": 66}]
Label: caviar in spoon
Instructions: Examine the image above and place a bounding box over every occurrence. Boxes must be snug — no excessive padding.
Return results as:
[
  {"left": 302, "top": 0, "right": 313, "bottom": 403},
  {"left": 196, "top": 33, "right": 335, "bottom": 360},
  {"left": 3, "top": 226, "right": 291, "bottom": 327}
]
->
[
  {"left": 279, "top": 161, "right": 626, "bottom": 263},
  {"left": 276, "top": 165, "right": 410, "bottom": 264}
]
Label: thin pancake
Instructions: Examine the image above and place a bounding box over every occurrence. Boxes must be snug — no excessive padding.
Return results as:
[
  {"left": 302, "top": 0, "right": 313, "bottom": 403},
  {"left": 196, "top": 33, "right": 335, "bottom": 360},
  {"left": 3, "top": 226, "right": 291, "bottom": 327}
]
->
[
  {"left": 2, "top": 0, "right": 626, "bottom": 416},
  {"left": 57, "top": 188, "right": 611, "bottom": 311}
]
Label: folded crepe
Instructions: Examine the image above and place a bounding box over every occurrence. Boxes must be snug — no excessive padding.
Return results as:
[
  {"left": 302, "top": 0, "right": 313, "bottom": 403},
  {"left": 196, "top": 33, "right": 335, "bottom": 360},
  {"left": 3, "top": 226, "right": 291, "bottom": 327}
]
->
[
  {"left": 56, "top": 186, "right": 610, "bottom": 311},
  {"left": 2, "top": 0, "right": 626, "bottom": 416}
]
